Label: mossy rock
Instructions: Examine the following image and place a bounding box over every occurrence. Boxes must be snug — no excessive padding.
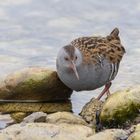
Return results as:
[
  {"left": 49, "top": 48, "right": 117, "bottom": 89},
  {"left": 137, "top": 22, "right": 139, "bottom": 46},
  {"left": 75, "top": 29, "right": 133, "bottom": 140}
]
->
[
  {"left": 0, "top": 67, "right": 72, "bottom": 100},
  {"left": 79, "top": 98, "right": 103, "bottom": 125},
  {"left": 10, "top": 112, "right": 29, "bottom": 123},
  {"left": 100, "top": 86, "right": 140, "bottom": 126},
  {"left": 1, "top": 101, "right": 72, "bottom": 122}
]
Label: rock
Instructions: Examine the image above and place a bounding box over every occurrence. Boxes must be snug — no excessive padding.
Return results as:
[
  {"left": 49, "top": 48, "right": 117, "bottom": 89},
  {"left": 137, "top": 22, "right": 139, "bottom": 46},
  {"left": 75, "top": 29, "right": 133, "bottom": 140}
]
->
[
  {"left": 135, "top": 124, "right": 140, "bottom": 131},
  {"left": 11, "top": 112, "right": 28, "bottom": 123},
  {"left": 0, "top": 67, "right": 73, "bottom": 114},
  {"left": 128, "top": 124, "right": 140, "bottom": 140},
  {"left": 46, "top": 111, "right": 88, "bottom": 126},
  {"left": 8, "top": 101, "right": 72, "bottom": 122},
  {"left": 86, "top": 129, "right": 128, "bottom": 140},
  {"left": 80, "top": 98, "right": 103, "bottom": 125},
  {"left": 21, "top": 112, "right": 47, "bottom": 124},
  {"left": 1, "top": 101, "right": 72, "bottom": 113},
  {"left": 0, "top": 67, "right": 72, "bottom": 101},
  {"left": 0, "top": 114, "right": 15, "bottom": 129},
  {"left": 100, "top": 86, "right": 140, "bottom": 127},
  {"left": 0, "top": 134, "right": 10, "bottom": 139},
  {"left": 0, "top": 123, "right": 94, "bottom": 140}
]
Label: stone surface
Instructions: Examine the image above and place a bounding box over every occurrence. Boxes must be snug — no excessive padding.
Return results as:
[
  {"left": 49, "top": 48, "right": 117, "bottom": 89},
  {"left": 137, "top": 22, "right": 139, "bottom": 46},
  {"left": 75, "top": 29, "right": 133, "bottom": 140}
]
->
[
  {"left": 46, "top": 111, "right": 88, "bottom": 126},
  {"left": 80, "top": 98, "right": 103, "bottom": 124},
  {"left": 0, "top": 67, "right": 72, "bottom": 101},
  {"left": 0, "top": 101, "right": 72, "bottom": 113},
  {"left": 100, "top": 86, "right": 140, "bottom": 126},
  {"left": 8, "top": 101, "right": 72, "bottom": 122},
  {"left": 11, "top": 112, "right": 28, "bottom": 123},
  {"left": 0, "top": 134, "right": 10, "bottom": 139},
  {"left": 86, "top": 129, "right": 128, "bottom": 140},
  {"left": 21, "top": 112, "right": 47, "bottom": 124},
  {"left": 0, "top": 123, "right": 93, "bottom": 140},
  {"left": 0, "top": 67, "right": 73, "bottom": 118},
  {"left": 128, "top": 124, "right": 140, "bottom": 140}
]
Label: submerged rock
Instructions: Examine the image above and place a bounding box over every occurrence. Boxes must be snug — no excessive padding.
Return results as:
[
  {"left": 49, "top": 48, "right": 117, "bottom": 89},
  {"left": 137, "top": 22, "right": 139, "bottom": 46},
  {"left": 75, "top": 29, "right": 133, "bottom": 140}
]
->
[
  {"left": 100, "top": 86, "right": 140, "bottom": 127},
  {"left": 0, "top": 67, "right": 72, "bottom": 101},
  {"left": 0, "top": 123, "right": 93, "bottom": 140}
]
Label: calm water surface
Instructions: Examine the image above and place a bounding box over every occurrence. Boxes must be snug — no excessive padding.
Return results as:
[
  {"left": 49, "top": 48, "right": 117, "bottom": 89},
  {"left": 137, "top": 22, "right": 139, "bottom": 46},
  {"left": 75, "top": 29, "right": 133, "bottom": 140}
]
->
[{"left": 0, "top": 0, "right": 140, "bottom": 113}]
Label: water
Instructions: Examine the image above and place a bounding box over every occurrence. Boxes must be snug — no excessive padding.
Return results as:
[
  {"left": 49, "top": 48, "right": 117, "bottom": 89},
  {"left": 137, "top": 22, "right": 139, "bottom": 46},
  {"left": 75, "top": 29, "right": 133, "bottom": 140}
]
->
[{"left": 0, "top": 0, "right": 140, "bottom": 113}]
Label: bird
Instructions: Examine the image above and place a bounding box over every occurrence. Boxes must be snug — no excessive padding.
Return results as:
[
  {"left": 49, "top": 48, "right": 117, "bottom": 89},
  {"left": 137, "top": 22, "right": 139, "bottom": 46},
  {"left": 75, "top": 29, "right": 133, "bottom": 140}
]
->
[{"left": 56, "top": 28, "right": 125, "bottom": 100}]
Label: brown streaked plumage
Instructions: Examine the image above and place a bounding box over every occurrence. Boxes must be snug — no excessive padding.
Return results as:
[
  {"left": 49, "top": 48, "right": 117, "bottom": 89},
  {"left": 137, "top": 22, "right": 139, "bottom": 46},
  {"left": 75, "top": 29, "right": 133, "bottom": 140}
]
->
[{"left": 71, "top": 28, "right": 125, "bottom": 65}]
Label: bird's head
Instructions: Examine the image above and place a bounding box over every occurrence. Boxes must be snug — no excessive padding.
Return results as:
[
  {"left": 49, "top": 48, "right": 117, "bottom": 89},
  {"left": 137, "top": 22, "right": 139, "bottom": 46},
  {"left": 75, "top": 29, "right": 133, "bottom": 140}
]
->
[{"left": 57, "top": 44, "right": 82, "bottom": 80}]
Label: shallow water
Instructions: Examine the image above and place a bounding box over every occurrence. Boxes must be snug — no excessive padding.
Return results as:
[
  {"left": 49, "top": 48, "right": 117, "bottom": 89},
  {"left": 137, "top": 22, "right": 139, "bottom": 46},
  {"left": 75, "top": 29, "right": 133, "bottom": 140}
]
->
[{"left": 0, "top": 0, "right": 140, "bottom": 113}]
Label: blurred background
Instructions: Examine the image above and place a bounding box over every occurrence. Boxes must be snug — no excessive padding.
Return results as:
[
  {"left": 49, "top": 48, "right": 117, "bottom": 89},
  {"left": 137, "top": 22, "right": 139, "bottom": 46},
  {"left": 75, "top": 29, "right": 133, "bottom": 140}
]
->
[{"left": 0, "top": 0, "right": 139, "bottom": 113}]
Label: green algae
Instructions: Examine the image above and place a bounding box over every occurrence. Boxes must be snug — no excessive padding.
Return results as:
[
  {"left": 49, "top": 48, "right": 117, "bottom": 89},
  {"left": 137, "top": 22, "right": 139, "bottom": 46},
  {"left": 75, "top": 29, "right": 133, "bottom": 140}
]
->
[
  {"left": 100, "top": 86, "right": 140, "bottom": 126},
  {"left": 0, "top": 68, "right": 72, "bottom": 100}
]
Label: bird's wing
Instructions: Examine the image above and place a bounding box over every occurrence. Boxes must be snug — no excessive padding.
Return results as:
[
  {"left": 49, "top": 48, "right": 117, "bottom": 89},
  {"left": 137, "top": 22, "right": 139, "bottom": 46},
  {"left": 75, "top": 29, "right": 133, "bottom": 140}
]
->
[
  {"left": 71, "top": 32, "right": 125, "bottom": 65},
  {"left": 71, "top": 29, "right": 125, "bottom": 81}
]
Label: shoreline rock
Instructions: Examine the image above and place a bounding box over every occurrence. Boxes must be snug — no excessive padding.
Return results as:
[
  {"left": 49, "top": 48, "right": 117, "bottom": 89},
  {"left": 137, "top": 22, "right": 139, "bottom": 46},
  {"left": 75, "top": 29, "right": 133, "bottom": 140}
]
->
[
  {"left": 79, "top": 86, "right": 140, "bottom": 130},
  {"left": 46, "top": 111, "right": 88, "bottom": 126},
  {"left": 0, "top": 101, "right": 72, "bottom": 113},
  {"left": 0, "top": 67, "right": 139, "bottom": 139},
  {"left": 0, "top": 111, "right": 139, "bottom": 140},
  {"left": 0, "top": 67, "right": 73, "bottom": 121},
  {"left": 80, "top": 98, "right": 103, "bottom": 125},
  {"left": 0, "top": 123, "right": 93, "bottom": 140},
  {"left": 0, "top": 67, "right": 72, "bottom": 101},
  {"left": 100, "top": 86, "right": 140, "bottom": 127}
]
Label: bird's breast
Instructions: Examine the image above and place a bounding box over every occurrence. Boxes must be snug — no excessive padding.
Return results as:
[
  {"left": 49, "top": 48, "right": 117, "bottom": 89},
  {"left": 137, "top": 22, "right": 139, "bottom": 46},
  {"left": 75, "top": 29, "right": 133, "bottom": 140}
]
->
[{"left": 57, "top": 59, "right": 113, "bottom": 91}]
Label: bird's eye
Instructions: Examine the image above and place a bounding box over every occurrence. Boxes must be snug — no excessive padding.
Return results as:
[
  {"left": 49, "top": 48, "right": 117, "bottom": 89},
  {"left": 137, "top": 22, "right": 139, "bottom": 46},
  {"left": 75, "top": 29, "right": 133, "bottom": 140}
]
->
[
  {"left": 65, "top": 57, "right": 69, "bottom": 61},
  {"left": 75, "top": 56, "right": 77, "bottom": 60}
]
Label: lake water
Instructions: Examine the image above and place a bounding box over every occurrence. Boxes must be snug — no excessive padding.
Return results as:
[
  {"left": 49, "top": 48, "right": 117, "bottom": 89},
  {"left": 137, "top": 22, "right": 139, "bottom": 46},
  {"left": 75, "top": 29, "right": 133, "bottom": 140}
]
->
[{"left": 0, "top": 0, "right": 140, "bottom": 113}]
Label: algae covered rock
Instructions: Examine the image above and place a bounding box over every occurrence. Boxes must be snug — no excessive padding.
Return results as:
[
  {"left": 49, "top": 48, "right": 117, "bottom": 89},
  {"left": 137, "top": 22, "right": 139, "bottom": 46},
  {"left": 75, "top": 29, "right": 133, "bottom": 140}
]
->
[
  {"left": 10, "top": 112, "right": 29, "bottom": 123},
  {"left": 0, "top": 67, "right": 72, "bottom": 116},
  {"left": 0, "top": 123, "right": 93, "bottom": 140},
  {"left": 80, "top": 98, "right": 103, "bottom": 124},
  {"left": 0, "top": 67, "right": 72, "bottom": 101},
  {"left": 100, "top": 86, "right": 140, "bottom": 126},
  {"left": 7, "top": 101, "right": 72, "bottom": 122},
  {"left": 0, "top": 101, "right": 72, "bottom": 113}
]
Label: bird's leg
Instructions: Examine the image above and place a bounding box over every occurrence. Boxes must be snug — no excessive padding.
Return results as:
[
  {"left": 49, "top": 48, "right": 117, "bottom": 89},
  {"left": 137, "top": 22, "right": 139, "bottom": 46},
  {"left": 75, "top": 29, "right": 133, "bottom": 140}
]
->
[
  {"left": 97, "top": 82, "right": 112, "bottom": 100},
  {"left": 106, "top": 89, "right": 111, "bottom": 97}
]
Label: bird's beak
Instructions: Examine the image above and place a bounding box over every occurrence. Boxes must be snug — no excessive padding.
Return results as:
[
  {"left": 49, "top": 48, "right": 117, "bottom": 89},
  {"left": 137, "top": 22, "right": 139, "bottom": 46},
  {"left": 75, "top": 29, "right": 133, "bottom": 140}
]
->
[{"left": 70, "top": 61, "right": 79, "bottom": 80}]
